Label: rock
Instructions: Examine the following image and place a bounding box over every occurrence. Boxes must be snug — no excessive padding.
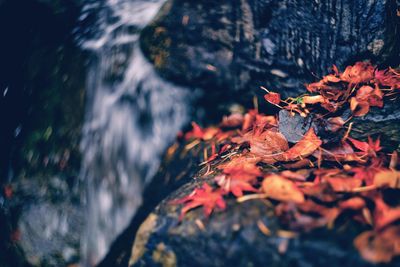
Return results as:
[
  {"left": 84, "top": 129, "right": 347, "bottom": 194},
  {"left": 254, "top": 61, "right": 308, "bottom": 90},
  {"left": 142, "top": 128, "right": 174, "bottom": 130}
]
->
[
  {"left": 95, "top": 140, "right": 205, "bottom": 267},
  {"left": 0, "top": 1, "right": 87, "bottom": 266},
  {"left": 351, "top": 101, "right": 400, "bottom": 149},
  {"left": 278, "top": 110, "right": 315, "bottom": 143},
  {"left": 129, "top": 177, "right": 397, "bottom": 267},
  {"left": 5, "top": 174, "right": 84, "bottom": 267},
  {"left": 278, "top": 100, "right": 400, "bottom": 150},
  {"left": 141, "top": 0, "right": 399, "bottom": 102}
]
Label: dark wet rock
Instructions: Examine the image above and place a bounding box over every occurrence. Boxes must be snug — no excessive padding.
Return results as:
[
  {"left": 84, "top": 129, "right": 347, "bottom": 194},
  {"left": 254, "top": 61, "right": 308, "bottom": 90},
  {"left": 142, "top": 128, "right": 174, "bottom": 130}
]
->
[
  {"left": 141, "top": 0, "right": 399, "bottom": 102},
  {"left": 95, "top": 140, "right": 205, "bottom": 267},
  {"left": 129, "top": 177, "right": 398, "bottom": 267},
  {"left": 0, "top": 1, "right": 86, "bottom": 266},
  {"left": 12, "top": 177, "right": 83, "bottom": 267},
  {"left": 278, "top": 110, "right": 315, "bottom": 143},
  {"left": 278, "top": 99, "right": 400, "bottom": 149},
  {"left": 351, "top": 101, "right": 400, "bottom": 149}
]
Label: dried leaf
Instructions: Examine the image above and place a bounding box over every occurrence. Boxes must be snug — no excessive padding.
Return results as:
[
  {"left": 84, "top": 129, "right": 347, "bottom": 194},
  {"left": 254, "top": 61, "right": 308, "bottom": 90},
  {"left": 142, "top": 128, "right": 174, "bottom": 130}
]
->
[
  {"left": 374, "top": 170, "right": 400, "bottom": 189},
  {"left": 262, "top": 174, "right": 305, "bottom": 203},
  {"left": 354, "top": 226, "right": 400, "bottom": 264},
  {"left": 341, "top": 62, "right": 375, "bottom": 84},
  {"left": 374, "top": 196, "right": 400, "bottom": 230},
  {"left": 216, "top": 160, "right": 262, "bottom": 197},
  {"left": 264, "top": 92, "right": 281, "bottom": 105},
  {"left": 232, "top": 128, "right": 289, "bottom": 164},
  {"left": 173, "top": 184, "right": 226, "bottom": 220},
  {"left": 282, "top": 128, "right": 322, "bottom": 161}
]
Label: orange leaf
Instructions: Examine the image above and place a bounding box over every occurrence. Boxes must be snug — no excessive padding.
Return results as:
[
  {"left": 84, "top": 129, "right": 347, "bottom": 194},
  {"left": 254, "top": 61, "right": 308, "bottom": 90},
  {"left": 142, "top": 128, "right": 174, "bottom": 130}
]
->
[
  {"left": 232, "top": 128, "right": 289, "bottom": 164},
  {"left": 185, "top": 122, "right": 219, "bottom": 141},
  {"left": 264, "top": 92, "right": 281, "bottom": 105},
  {"left": 326, "top": 176, "right": 362, "bottom": 192},
  {"left": 172, "top": 184, "right": 226, "bottom": 220},
  {"left": 374, "top": 196, "right": 400, "bottom": 230},
  {"left": 341, "top": 61, "right": 375, "bottom": 84},
  {"left": 354, "top": 226, "right": 400, "bottom": 264},
  {"left": 216, "top": 160, "right": 262, "bottom": 197},
  {"left": 374, "top": 170, "right": 400, "bottom": 189},
  {"left": 339, "top": 197, "right": 366, "bottom": 210},
  {"left": 262, "top": 174, "right": 305, "bottom": 203},
  {"left": 282, "top": 127, "right": 322, "bottom": 161}
]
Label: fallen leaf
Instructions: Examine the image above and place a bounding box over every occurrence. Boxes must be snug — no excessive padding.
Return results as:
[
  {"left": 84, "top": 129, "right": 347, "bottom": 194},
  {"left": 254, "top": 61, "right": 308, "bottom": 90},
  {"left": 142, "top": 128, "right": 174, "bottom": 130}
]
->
[
  {"left": 327, "top": 176, "right": 362, "bottom": 192},
  {"left": 282, "top": 128, "right": 322, "bottom": 161},
  {"left": 172, "top": 184, "right": 226, "bottom": 220},
  {"left": 354, "top": 226, "right": 400, "bottom": 264},
  {"left": 232, "top": 128, "right": 289, "bottom": 164},
  {"left": 262, "top": 174, "right": 305, "bottom": 203},
  {"left": 374, "top": 170, "right": 400, "bottom": 188},
  {"left": 341, "top": 62, "right": 375, "bottom": 84},
  {"left": 216, "top": 160, "right": 262, "bottom": 197},
  {"left": 264, "top": 92, "right": 281, "bottom": 105},
  {"left": 374, "top": 196, "right": 400, "bottom": 230}
]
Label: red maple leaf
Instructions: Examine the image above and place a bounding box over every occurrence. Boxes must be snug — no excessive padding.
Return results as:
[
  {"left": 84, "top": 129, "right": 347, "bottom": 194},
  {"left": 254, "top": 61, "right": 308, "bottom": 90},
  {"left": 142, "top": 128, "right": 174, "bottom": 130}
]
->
[
  {"left": 340, "top": 61, "right": 375, "bottom": 85},
  {"left": 374, "top": 196, "right": 400, "bottom": 231},
  {"left": 185, "top": 122, "right": 219, "bottom": 141},
  {"left": 232, "top": 127, "right": 288, "bottom": 164},
  {"left": 172, "top": 184, "right": 226, "bottom": 220},
  {"left": 264, "top": 92, "right": 281, "bottom": 105},
  {"left": 350, "top": 86, "right": 383, "bottom": 117},
  {"left": 374, "top": 68, "right": 400, "bottom": 90},
  {"left": 347, "top": 136, "right": 382, "bottom": 157},
  {"left": 282, "top": 127, "right": 322, "bottom": 161},
  {"left": 216, "top": 160, "right": 261, "bottom": 197}
]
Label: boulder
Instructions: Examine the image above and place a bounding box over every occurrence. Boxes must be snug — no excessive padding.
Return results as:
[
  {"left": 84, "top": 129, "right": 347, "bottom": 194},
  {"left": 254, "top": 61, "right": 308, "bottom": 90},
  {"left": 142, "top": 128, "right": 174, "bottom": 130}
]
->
[
  {"left": 129, "top": 177, "right": 398, "bottom": 267},
  {"left": 140, "top": 0, "right": 399, "bottom": 102}
]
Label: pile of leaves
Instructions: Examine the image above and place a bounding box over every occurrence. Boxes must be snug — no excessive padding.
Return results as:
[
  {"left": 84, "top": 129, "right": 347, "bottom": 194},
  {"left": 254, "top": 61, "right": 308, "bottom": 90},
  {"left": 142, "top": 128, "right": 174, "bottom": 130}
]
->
[{"left": 171, "top": 61, "right": 400, "bottom": 264}]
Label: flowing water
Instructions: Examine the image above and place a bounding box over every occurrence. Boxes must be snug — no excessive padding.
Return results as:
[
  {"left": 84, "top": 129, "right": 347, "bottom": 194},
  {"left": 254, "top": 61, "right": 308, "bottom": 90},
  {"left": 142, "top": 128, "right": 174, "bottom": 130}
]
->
[{"left": 78, "top": 0, "right": 195, "bottom": 265}]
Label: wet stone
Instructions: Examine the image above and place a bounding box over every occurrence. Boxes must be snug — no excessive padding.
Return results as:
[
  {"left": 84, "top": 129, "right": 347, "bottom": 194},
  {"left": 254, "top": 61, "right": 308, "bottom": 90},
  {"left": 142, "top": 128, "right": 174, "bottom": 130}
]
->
[{"left": 130, "top": 177, "right": 398, "bottom": 267}]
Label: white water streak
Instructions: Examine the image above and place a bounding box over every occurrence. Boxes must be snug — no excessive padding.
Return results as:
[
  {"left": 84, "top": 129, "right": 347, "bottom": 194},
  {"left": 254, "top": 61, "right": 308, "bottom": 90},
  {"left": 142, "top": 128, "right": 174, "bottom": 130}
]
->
[{"left": 79, "top": 0, "right": 193, "bottom": 265}]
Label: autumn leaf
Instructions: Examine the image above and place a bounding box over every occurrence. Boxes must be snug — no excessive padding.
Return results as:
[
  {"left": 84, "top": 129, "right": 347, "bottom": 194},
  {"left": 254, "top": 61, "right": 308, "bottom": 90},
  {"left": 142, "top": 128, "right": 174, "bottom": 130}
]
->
[
  {"left": 262, "top": 174, "right": 305, "bottom": 203},
  {"left": 352, "top": 160, "right": 382, "bottom": 185},
  {"left": 185, "top": 122, "right": 219, "bottom": 141},
  {"left": 172, "top": 184, "right": 226, "bottom": 220},
  {"left": 347, "top": 136, "right": 382, "bottom": 157},
  {"left": 264, "top": 92, "right": 281, "bottom": 105},
  {"left": 339, "top": 197, "right": 366, "bottom": 210},
  {"left": 282, "top": 127, "right": 322, "bottom": 161},
  {"left": 350, "top": 86, "right": 383, "bottom": 116},
  {"left": 241, "top": 110, "right": 277, "bottom": 131},
  {"left": 216, "top": 160, "right": 262, "bottom": 197},
  {"left": 215, "top": 174, "right": 258, "bottom": 197},
  {"left": 354, "top": 226, "right": 400, "bottom": 264},
  {"left": 326, "top": 176, "right": 362, "bottom": 192},
  {"left": 374, "top": 196, "right": 400, "bottom": 231},
  {"left": 232, "top": 128, "right": 289, "bottom": 164},
  {"left": 220, "top": 113, "right": 244, "bottom": 128},
  {"left": 326, "top": 117, "right": 345, "bottom": 132},
  {"left": 374, "top": 68, "right": 400, "bottom": 90},
  {"left": 340, "top": 61, "right": 375, "bottom": 85},
  {"left": 316, "top": 141, "right": 366, "bottom": 163},
  {"left": 302, "top": 95, "right": 327, "bottom": 105},
  {"left": 373, "top": 170, "right": 400, "bottom": 189}
]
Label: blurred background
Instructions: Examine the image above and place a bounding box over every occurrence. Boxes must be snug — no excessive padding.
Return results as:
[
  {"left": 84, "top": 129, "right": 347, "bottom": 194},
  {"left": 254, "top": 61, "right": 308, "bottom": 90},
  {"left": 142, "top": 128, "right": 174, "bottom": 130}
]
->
[{"left": 0, "top": 0, "right": 398, "bottom": 266}]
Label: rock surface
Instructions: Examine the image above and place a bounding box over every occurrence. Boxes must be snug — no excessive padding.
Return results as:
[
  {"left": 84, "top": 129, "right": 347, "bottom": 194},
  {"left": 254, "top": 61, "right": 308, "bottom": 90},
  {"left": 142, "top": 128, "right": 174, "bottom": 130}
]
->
[
  {"left": 141, "top": 0, "right": 399, "bottom": 102},
  {"left": 0, "top": 1, "right": 86, "bottom": 266},
  {"left": 13, "top": 177, "right": 83, "bottom": 267},
  {"left": 278, "top": 100, "right": 400, "bottom": 149},
  {"left": 129, "top": 177, "right": 399, "bottom": 267},
  {"left": 127, "top": 101, "right": 400, "bottom": 267}
]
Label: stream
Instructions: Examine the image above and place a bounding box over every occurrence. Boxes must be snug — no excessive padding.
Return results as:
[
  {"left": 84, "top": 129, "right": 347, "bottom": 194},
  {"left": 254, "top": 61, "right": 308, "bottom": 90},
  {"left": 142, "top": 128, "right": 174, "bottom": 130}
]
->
[{"left": 78, "top": 0, "right": 194, "bottom": 265}]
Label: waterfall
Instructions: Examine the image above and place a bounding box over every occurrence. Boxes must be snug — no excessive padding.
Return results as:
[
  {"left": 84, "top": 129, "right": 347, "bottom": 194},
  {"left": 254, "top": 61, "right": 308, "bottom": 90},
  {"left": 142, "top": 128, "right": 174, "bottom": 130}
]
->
[{"left": 78, "top": 0, "right": 194, "bottom": 265}]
